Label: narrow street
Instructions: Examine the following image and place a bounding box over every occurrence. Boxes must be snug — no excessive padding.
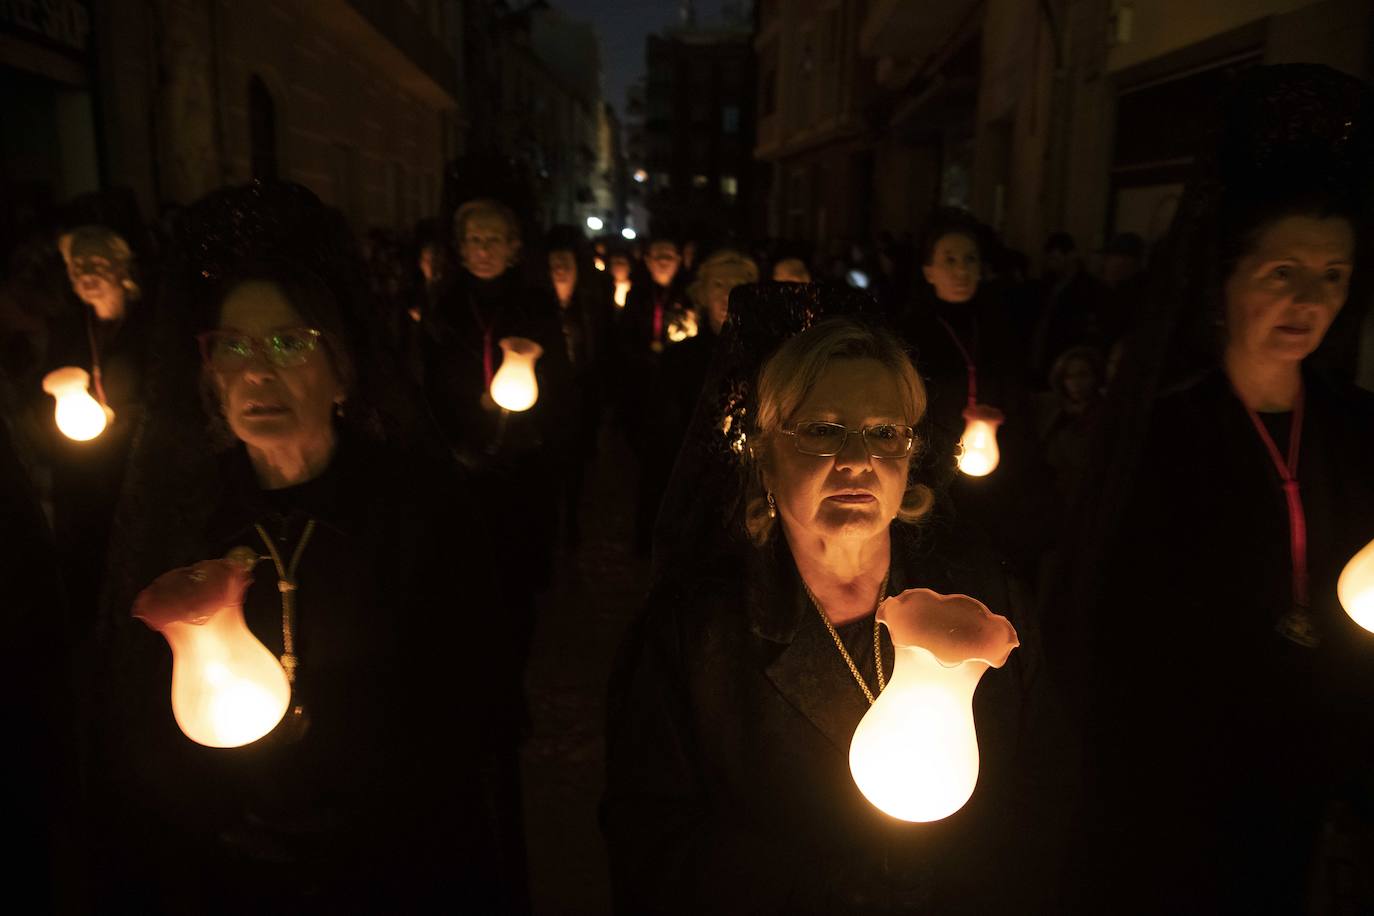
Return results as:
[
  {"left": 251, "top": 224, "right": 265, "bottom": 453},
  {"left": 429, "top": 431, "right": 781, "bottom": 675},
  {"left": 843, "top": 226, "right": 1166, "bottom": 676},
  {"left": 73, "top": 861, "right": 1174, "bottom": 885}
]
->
[{"left": 521, "top": 425, "right": 650, "bottom": 914}]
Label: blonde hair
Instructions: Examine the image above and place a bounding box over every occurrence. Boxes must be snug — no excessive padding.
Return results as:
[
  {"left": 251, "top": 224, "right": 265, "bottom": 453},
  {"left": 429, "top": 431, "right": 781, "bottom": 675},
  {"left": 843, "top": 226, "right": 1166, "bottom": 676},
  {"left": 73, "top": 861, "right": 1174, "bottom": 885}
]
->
[
  {"left": 745, "top": 317, "right": 934, "bottom": 544},
  {"left": 687, "top": 249, "right": 759, "bottom": 311}
]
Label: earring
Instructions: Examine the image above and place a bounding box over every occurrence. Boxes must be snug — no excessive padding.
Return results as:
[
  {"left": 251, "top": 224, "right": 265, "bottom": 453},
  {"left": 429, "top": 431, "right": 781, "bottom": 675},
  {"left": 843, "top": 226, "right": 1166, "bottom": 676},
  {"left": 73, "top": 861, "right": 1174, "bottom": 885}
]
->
[
  {"left": 334, "top": 400, "right": 345, "bottom": 418},
  {"left": 766, "top": 491, "right": 776, "bottom": 519}
]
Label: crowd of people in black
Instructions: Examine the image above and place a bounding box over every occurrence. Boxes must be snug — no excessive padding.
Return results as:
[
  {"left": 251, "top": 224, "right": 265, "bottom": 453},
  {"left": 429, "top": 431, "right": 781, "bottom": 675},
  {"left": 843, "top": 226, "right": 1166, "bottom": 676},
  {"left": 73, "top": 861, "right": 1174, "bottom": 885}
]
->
[{"left": 2, "top": 63, "right": 1374, "bottom": 914}]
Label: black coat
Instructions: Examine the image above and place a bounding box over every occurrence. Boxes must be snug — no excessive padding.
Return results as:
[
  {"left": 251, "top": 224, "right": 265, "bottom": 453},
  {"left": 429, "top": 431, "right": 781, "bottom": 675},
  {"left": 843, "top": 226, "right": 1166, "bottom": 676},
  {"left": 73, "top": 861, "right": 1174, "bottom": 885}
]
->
[
  {"left": 553, "top": 278, "right": 613, "bottom": 452},
  {"left": 895, "top": 294, "right": 1056, "bottom": 578},
  {"left": 421, "top": 269, "right": 572, "bottom": 463},
  {"left": 614, "top": 280, "right": 690, "bottom": 451},
  {"left": 604, "top": 516, "right": 1060, "bottom": 914},
  {"left": 1072, "top": 368, "right": 1374, "bottom": 912},
  {"left": 42, "top": 302, "right": 150, "bottom": 633},
  {"left": 97, "top": 436, "right": 521, "bottom": 912}
]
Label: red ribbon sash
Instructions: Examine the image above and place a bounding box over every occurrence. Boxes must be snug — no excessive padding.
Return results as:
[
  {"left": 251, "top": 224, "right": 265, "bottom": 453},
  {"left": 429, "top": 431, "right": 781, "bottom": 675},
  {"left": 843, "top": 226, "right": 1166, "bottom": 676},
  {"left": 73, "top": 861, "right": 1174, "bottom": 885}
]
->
[
  {"left": 937, "top": 317, "right": 978, "bottom": 407},
  {"left": 651, "top": 288, "right": 666, "bottom": 344},
  {"left": 1240, "top": 387, "right": 1308, "bottom": 609}
]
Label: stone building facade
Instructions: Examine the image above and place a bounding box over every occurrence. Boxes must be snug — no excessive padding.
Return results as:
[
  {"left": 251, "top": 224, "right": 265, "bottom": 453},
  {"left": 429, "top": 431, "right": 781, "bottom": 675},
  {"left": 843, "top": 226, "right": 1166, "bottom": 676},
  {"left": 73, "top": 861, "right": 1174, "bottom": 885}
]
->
[
  {"left": 2, "top": 0, "right": 462, "bottom": 241},
  {"left": 756, "top": 0, "right": 1372, "bottom": 265},
  {"left": 643, "top": 23, "right": 756, "bottom": 241}
]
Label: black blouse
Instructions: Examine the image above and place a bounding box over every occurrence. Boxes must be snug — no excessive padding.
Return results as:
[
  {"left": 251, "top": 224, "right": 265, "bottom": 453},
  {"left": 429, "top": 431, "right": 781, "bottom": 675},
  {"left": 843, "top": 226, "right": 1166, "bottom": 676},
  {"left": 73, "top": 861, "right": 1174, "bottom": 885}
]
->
[
  {"left": 98, "top": 436, "right": 519, "bottom": 910},
  {"left": 604, "top": 516, "right": 1061, "bottom": 914},
  {"left": 1074, "top": 368, "right": 1374, "bottom": 912}
]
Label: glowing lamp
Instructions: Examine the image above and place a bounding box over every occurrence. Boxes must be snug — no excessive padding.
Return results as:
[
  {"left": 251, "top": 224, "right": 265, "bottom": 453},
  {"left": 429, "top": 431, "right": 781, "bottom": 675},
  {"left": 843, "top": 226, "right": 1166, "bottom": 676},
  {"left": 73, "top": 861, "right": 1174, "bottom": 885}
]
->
[
  {"left": 1338, "top": 537, "right": 1374, "bottom": 633},
  {"left": 614, "top": 280, "right": 631, "bottom": 308},
  {"left": 956, "top": 404, "right": 1005, "bottom": 477},
  {"left": 586, "top": 216, "right": 604, "bottom": 232},
  {"left": 134, "top": 559, "right": 290, "bottom": 748},
  {"left": 622, "top": 227, "right": 638, "bottom": 241},
  {"left": 489, "top": 336, "right": 543, "bottom": 412},
  {"left": 595, "top": 256, "right": 607, "bottom": 272},
  {"left": 850, "top": 588, "right": 1018, "bottom": 822},
  {"left": 42, "top": 366, "right": 111, "bottom": 441},
  {"left": 666, "top": 309, "right": 698, "bottom": 343}
]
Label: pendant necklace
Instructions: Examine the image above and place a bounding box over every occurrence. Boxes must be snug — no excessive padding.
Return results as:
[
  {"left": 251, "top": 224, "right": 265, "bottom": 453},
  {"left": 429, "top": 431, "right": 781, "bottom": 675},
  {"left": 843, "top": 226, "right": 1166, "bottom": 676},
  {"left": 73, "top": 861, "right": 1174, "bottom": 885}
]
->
[
  {"left": 801, "top": 571, "right": 891, "bottom": 704},
  {"left": 229, "top": 518, "right": 318, "bottom": 738}
]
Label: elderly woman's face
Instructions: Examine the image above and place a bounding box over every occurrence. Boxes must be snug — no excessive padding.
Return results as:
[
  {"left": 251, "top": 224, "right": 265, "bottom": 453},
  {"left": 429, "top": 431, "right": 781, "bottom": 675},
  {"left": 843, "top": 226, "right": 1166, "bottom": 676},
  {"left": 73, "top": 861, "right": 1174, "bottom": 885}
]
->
[
  {"left": 1224, "top": 215, "right": 1354, "bottom": 365},
  {"left": 704, "top": 265, "right": 751, "bottom": 334},
  {"left": 549, "top": 250, "right": 577, "bottom": 289},
  {"left": 767, "top": 358, "right": 912, "bottom": 544},
  {"left": 460, "top": 213, "right": 518, "bottom": 280},
  {"left": 213, "top": 281, "right": 343, "bottom": 453},
  {"left": 69, "top": 256, "right": 127, "bottom": 320},
  {"left": 1060, "top": 358, "right": 1099, "bottom": 404},
  {"left": 647, "top": 242, "right": 681, "bottom": 286},
  {"left": 922, "top": 233, "right": 981, "bottom": 304}
]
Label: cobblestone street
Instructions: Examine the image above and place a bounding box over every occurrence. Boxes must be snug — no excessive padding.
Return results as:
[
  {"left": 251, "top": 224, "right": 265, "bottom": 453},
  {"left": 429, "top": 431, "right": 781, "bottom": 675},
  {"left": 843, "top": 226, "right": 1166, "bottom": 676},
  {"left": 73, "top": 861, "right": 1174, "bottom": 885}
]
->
[{"left": 521, "top": 426, "right": 650, "bottom": 914}]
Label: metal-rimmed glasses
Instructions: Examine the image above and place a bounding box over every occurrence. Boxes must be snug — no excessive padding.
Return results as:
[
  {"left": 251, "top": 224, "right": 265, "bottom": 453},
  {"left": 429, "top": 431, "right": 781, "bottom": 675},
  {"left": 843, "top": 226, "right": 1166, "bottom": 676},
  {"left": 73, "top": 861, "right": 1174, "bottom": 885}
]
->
[
  {"left": 780, "top": 420, "right": 916, "bottom": 459},
  {"left": 197, "top": 327, "right": 323, "bottom": 370}
]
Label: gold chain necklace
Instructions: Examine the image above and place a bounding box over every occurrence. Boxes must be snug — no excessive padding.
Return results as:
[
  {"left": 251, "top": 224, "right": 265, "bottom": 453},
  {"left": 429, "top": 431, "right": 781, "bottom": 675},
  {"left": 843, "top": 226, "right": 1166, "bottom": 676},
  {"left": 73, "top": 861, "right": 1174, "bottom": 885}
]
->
[
  {"left": 801, "top": 571, "right": 890, "bottom": 705},
  {"left": 252, "top": 519, "right": 317, "bottom": 686}
]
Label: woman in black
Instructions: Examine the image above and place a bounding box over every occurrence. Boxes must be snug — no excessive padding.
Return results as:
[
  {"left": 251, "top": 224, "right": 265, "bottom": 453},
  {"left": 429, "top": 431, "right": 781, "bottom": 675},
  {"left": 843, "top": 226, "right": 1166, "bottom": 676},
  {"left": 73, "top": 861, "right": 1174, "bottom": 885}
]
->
[
  {"left": 1056, "top": 65, "right": 1374, "bottom": 912},
  {"left": 41, "top": 222, "right": 151, "bottom": 638},
  {"left": 895, "top": 209, "right": 1052, "bottom": 583},
  {"left": 93, "top": 183, "right": 523, "bottom": 912},
  {"left": 606, "top": 302, "right": 1055, "bottom": 914},
  {"left": 545, "top": 224, "right": 611, "bottom": 548},
  {"left": 421, "top": 197, "right": 570, "bottom": 596}
]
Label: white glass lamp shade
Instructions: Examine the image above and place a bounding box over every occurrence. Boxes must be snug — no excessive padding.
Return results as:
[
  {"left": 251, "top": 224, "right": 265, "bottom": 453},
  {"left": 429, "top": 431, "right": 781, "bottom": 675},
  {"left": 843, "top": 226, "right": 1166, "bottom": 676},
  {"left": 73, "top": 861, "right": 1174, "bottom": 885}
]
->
[
  {"left": 489, "top": 336, "right": 543, "bottom": 412},
  {"left": 850, "top": 588, "right": 1019, "bottom": 822},
  {"left": 666, "top": 309, "right": 699, "bottom": 343},
  {"left": 134, "top": 560, "right": 290, "bottom": 748},
  {"left": 1338, "top": 537, "right": 1374, "bottom": 633},
  {"left": 42, "top": 366, "right": 111, "bottom": 441},
  {"left": 956, "top": 404, "right": 1005, "bottom": 477}
]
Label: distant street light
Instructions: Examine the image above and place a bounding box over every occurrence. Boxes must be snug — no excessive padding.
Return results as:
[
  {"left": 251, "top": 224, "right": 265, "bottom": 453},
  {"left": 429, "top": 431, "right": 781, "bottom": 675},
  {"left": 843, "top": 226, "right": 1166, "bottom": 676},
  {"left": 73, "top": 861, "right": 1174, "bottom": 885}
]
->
[
  {"left": 621, "top": 227, "right": 637, "bottom": 240},
  {"left": 633, "top": 169, "right": 648, "bottom": 183},
  {"left": 586, "top": 216, "right": 604, "bottom": 232}
]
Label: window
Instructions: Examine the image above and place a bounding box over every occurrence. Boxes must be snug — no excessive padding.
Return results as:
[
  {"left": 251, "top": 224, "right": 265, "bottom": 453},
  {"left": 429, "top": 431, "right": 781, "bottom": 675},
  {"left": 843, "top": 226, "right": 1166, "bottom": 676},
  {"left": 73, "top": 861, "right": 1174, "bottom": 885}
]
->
[
  {"left": 720, "top": 175, "right": 738, "bottom": 197},
  {"left": 721, "top": 105, "right": 740, "bottom": 134}
]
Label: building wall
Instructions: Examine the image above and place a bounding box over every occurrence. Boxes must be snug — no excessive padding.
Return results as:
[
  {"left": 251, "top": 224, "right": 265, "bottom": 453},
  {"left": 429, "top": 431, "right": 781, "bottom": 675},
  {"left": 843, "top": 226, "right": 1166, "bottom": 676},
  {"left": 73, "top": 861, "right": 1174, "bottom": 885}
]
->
[
  {"left": 94, "top": 0, "right": 457, "bottom": 231},
  {"left": 644, "top": 26, "right": 755, "bottom": 240},
  {"left": 1057, "top": 0, "right": 1371, "bottom": 264},
  {"left": 754, "top": 0, "right": 1369, "bottom": 262},
  {"left": 755, "top": 0, "right": 872, "bottom": 245},
  {"left": 1107, "top": 0, "right": 1325, "bottom": 73}
]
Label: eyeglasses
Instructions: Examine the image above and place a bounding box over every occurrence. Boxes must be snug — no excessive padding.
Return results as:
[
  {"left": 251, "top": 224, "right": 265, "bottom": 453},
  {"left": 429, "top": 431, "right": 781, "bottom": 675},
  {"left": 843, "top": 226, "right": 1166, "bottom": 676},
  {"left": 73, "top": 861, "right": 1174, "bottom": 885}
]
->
[
  {"left": 780, "top": 421, "right": 916, "bottom": 459},
  {"left": 197, "top": 327, "right": 323, "bottom": 370}
]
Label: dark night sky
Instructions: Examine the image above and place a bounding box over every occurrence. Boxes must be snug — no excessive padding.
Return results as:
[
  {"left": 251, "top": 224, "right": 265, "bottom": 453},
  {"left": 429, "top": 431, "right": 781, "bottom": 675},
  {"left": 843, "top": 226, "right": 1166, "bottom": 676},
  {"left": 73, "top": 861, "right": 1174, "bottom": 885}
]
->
[{"left": 550, "top": 0, "right": 739, "bottom": 115}]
